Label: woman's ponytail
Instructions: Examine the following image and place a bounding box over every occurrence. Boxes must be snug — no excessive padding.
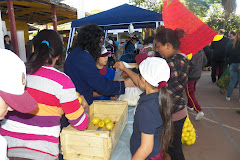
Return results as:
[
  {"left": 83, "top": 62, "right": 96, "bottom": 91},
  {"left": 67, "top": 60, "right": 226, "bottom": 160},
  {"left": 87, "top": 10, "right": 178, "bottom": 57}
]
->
[{"left": 158, "top": 86, "right": 173, "bottom": 153}]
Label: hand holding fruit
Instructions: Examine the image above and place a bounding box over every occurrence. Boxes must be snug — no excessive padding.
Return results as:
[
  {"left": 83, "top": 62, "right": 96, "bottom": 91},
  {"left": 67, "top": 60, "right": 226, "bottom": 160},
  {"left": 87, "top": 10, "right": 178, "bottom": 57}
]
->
[{"left": 113, "top": 61, "right": 126, "bottom": 71}]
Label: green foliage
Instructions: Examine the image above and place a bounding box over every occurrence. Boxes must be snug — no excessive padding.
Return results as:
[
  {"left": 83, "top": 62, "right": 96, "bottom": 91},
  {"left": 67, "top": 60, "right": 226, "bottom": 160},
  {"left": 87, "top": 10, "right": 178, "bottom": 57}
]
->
[
  {"left": 130, "top": 0, "right": 163, "bottom": 13},
  {"left": 206, "top": 3, "right": 240, "bottom": 33}
]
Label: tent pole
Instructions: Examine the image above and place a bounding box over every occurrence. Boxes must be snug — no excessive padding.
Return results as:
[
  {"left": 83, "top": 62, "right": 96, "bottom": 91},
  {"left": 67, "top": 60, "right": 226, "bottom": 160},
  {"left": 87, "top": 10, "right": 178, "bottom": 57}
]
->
[
  {"left": 104, "top": 30, "right": 108, "bottom": 45},
  {"left": 66, "top": 27, "right": 75, "bottom": 59}
]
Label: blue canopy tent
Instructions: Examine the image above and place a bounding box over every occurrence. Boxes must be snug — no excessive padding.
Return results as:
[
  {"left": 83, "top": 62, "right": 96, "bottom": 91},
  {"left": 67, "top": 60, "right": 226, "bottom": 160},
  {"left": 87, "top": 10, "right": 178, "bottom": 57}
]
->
[{"left": 67, "top": 3, "right": 163, "bottom": 51}]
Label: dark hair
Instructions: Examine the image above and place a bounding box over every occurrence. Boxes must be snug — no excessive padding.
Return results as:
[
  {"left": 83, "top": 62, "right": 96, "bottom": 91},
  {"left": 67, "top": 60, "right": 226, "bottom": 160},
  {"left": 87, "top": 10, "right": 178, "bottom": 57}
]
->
[
  {"left": 72, "top": 24, "right": 104, "bottom": 62},
  {"left": 158, "top": 86, "right": 173, "bottom": 153},
  {"left": 4, "top": 35, "right": 10, "bottom": 39},
  {"left": 26, "top": 29, "right": 63, "bottom": 74},
  {"left": 233, "top": 31, "right": 240, "bottom": 48},
  {"left": 230, "top": 30, "right": 236, "bottom": 36},
  {"left": 143, "top": 36, "right": 154, "bottom": 45},
  {"left": 155, "top": 28, "right": 184, "bottom": 50}
]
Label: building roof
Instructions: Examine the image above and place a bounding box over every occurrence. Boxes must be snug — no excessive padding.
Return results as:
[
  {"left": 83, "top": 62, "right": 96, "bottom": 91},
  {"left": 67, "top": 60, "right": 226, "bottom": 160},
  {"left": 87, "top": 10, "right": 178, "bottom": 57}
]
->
[{"left": 0, "top": 0, "right": 77, "bottom": 25}]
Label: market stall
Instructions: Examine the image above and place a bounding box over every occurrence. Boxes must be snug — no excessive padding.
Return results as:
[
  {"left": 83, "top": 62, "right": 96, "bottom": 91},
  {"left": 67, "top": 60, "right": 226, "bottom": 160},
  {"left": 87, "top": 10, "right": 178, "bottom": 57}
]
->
[{"left": 66, "top": 3, "right": 163, "bottom": 55}]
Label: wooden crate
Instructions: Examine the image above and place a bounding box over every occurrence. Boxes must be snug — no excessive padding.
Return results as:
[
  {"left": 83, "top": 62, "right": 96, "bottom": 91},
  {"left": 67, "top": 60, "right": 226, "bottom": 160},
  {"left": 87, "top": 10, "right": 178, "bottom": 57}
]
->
[{"left": 60, "top": 101, "right": 128, "bottom": 160}]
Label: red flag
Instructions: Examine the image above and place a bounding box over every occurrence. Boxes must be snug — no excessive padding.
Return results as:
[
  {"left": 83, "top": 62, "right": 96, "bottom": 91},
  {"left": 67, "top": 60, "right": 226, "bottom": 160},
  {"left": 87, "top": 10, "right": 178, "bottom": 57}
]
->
[{"left": 163, "top": 0, "right": 217, "bottom": 56}]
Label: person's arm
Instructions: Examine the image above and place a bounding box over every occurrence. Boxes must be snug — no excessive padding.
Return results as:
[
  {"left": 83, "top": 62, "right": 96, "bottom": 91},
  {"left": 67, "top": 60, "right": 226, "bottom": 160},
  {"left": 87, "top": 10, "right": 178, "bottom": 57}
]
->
[
  {"left": 93, "top": 91, "right": 103, "bottom": 97},
  {"left": 132, "top": 133, "right": 154, "bottom": 160},
  {"left": 114, "top": 61, "right": 139, "bottom": 86},
  {"left": 60, "top": 77, "right": 89, "bottom": 130}
]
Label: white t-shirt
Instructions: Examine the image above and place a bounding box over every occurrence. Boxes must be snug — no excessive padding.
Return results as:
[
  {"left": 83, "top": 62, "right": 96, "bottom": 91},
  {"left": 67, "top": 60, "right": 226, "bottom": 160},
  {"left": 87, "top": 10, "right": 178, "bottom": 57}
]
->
[{"left": 0, "top": 134, "right": 8, "bottom": 160}]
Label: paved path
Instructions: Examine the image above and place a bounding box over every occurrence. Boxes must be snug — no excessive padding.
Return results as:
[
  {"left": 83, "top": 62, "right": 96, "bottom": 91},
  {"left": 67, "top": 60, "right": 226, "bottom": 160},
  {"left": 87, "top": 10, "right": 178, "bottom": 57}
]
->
[{"left": 183, "top": 71, "right": 240, "bottom": 160}]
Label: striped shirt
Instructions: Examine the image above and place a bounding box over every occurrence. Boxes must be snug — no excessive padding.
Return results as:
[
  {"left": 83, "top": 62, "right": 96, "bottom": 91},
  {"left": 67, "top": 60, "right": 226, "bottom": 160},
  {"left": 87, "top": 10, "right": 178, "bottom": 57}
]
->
[{"left": 0, "top": 66, "right": 88, "bottom": 159}]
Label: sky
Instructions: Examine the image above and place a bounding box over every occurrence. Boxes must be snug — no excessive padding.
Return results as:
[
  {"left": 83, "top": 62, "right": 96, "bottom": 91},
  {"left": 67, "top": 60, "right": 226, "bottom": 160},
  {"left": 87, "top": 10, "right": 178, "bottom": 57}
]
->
[{"left": 62, "top": 0, "right": 130, "bottom": 13}]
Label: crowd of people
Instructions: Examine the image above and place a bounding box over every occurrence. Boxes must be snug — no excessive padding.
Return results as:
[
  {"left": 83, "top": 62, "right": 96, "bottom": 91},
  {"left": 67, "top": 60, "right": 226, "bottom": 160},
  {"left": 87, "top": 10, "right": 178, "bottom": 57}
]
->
[{"left": 0, "top": 23, "right": 239, "bottom": 160}]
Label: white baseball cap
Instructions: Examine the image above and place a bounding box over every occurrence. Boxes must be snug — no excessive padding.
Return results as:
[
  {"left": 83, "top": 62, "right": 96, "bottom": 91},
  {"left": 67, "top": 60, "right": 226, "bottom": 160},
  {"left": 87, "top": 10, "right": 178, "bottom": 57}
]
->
[
  {"left": 139, "top": 57, "right": 170, "bottom": 87},
  {"left": 0, "top": 49, "right": 38, "bottom": 113},
  {"left": 101, "top": 47, "right": 111, "bottom": 57},
  {"left": 108, "top": 40, "right": 113, "bottom": 45}
]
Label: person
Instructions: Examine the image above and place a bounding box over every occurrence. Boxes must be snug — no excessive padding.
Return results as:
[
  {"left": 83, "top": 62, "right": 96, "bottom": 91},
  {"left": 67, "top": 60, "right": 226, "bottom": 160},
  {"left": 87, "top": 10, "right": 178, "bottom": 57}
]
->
[
  {"left": 64, "top": 24, "right": 127, "bottom": 107},
  {"left": 210, "top": 29, "right": 229, "bottom": 82},
  {"left": 4, "top": 35, "right": 14, "bottom": 52},
  {"left": 139, "top": 36, "right": 155, "bottom": 57},
  {"left": 155, "top": 28, "right": 192, "bottom": 160},
  {"left": 226, "top": 31, "right": 240, "bottom": 102},
  {"left": 114, "top": 57, "right": 173, "bottom": 160},
  {"left": 124, "top": 37, "right": 136, "bottom": 54},
  {"left": 225, "top": 30, "right": 237, "bottom": 65},
  {"left": 1, "top": 30, "right": 89, "bottom": 160},
  {"left": 0, "top": 49, "right": 38, "bottom": 160},
  {"left": 93, "top": 47, "right": 115, "bottom": 100},
  {"left": 111, "top": 63, "right": 143, "bottom": 160},
  {"left": 106, "top": 40, "right": 115, "bottom": 68},
  {"left": 114, "top": 37, "right": 120, "bottom": 60},
  {"left": 185, "top": 50, "right": 207, "bottom": 120}
]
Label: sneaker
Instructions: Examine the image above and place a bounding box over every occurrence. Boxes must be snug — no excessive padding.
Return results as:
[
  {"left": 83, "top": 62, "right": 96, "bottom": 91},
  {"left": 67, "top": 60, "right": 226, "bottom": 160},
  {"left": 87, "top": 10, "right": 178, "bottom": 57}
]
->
[
  {"left": 226, "top": 97, "right": 231, "bottom": 101},
  {"left": 186, "top": 106, "right": 194, "bottom": 111},
  {"left": 195, "top": 111, "right": 204, "bottom": 120}
]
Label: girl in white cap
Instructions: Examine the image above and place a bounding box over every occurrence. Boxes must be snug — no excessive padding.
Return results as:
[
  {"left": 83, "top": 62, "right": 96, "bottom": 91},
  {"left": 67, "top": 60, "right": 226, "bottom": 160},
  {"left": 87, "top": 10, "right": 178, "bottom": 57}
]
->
[{"left": 114, "top": 57, "right": 173, "bottom": 160}]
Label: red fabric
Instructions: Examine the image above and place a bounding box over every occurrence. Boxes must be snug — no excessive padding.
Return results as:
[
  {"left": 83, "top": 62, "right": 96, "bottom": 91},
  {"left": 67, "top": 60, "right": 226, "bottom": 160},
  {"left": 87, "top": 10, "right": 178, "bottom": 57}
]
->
[
  {"left": 131, "top": 150, "right": 164, "bottom": 160},
  {"left": 135, "top": 53, "right": 148, "bottom": 65},
  {"left": 158, "top": 81, "right": 167, "bottom": 89},
  {"left": 163, "top": 0, "right": 217, "bottom": 56},
  {"left": 99, "top": 66, "right": 107, "bottom": 75},
  {"left": 185, "top": 80, "right": 202, "bottom": 112}
]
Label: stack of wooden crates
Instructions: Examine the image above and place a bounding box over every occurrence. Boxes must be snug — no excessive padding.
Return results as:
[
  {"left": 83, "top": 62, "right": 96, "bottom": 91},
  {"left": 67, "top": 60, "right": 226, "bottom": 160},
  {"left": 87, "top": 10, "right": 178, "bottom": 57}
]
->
[{"left": 60, "top": 101, "right": 128, "bottom": 160}]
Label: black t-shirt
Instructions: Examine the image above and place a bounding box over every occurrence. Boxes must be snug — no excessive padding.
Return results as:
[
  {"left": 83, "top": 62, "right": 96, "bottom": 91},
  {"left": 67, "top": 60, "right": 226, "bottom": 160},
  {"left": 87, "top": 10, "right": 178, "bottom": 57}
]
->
[{"left": 130, "top": 92, "right": 163, "bottom": 158}]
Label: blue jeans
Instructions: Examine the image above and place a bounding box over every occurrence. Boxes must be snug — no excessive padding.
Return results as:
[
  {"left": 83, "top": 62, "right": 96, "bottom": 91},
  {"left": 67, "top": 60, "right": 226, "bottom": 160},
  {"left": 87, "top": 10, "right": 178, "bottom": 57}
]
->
[{"left": 227, "top": 63, "right": 240, "bottom": 98}]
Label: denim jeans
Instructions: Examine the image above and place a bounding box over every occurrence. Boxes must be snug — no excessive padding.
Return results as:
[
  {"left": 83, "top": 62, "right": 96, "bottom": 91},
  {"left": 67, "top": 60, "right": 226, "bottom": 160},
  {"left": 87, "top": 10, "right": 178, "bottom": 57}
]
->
[{"left": 227, "top": 63, "right": 240, "bottom": 98}]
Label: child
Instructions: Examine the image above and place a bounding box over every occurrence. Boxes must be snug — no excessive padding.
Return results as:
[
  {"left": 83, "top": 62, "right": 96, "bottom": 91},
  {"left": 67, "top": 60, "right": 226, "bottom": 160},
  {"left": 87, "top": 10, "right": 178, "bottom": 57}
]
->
[
  {"left": 93, "top": 47, "right": 115, "bottom": 100},
  {"left": 1, "top": 30, "right": 89, "bottom": 160},
  {"left": 114, "top": 57, "right": 173, "bottom": 160},
  {"left": 155, "top": 28, "right": 192, "bottom": 160},
  {"left": 185, "top": 49, "right": 206, "bottom": 120},
  {"left": 0, "top": 49, "right": 38, "bottom": 160}
]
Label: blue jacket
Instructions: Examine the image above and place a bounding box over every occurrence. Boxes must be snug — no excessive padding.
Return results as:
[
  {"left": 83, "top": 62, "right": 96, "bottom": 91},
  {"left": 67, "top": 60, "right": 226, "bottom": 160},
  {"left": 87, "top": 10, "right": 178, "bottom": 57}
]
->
[{"left": 64, "top": 47, "right": 125, "bottom": 105}]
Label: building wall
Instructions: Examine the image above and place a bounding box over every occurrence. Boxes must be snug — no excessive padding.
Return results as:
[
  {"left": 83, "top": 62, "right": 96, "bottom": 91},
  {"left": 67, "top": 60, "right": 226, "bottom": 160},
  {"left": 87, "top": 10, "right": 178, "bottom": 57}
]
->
[{"left": 4, "top": 20, "right": 29, "bottom": 45}]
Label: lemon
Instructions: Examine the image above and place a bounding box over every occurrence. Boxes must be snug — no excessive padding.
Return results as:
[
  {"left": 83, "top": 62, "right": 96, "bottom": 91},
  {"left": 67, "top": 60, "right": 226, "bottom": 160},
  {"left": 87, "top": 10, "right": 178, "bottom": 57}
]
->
[
  {"left": 182, "top": 133, "right": 185, "bottom": 137},
  {"left": 78, "top": 97, "right": 82, "bottom": 104},
  {"left": 187, "top": 126, "right": 193, "bottom": 131},
  {"left": 183, "top": 123, "right": 188, "bottom": 128},
  {"left": 104, "top": 118, "right": 111, "bottom": 124},
  {"left": 185, "top": 132, "right": 190, "bottom": 137},
  {"left": 191, "top": 137, "right": 196, "bottom": 144},
  {"left": 183, "top": 137, "right": 188, "bottom": 142},
  {"left": 186, "top": 140, "right": 192, "bottom": 145},
  {"left": 98, "top": 121, "right": 105, "bottom": 128},
  {"left": 182, "top": 128, "right": 187, "bottom": 133},
  {"left": 106, "top": 121, "right": 114, "bottom": 130},
  {"left": 91, "top": 117, "right": 101, "bottom": 125}
]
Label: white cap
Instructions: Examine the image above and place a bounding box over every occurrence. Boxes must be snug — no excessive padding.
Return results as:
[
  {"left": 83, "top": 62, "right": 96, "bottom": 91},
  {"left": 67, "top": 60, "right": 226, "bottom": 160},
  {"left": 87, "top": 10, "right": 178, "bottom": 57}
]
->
[
  {"left": 0, "top": 49, "right": 38, "bottom": 113},
  {"left": 139, "top": 57, "right": 170, "bottom": 87},
  {"left": 122, "top": 61, "right": 134, "bottom": 69},
  {"left": 108, "top": 40, "right": 113, "bottom": 45},
  {"left": 101, "top": 47, "right": 111, "bottom": 57}
]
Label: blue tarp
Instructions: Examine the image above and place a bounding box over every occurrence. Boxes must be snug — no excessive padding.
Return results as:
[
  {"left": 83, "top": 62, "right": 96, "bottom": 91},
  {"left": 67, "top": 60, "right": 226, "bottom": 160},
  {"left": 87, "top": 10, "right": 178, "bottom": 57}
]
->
[{"left": 71, "top": 4, "right": 162, "bottom": 30}]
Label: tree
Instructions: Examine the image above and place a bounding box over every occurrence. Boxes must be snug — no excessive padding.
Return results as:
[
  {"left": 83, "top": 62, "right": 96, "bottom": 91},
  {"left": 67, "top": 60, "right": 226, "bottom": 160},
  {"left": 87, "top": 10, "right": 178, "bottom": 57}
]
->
[
  {"left": 221, "top": 0, "right": 237, "bottom": 28},
  {"left": 130, "top": 0, "right": 164, "bottom": 13}
]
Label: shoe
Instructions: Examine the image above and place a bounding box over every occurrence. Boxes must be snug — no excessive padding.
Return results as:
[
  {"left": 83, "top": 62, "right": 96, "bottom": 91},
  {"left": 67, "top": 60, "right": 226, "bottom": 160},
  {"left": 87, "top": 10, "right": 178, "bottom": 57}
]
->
[
  {"left": 195, "top": 111, "right": 204, "bottom": 120},
  {"left": 186, "top": 106, "right": 194, "bottom": 111},
  {"left": 212, "top": 78, "right": 216, "bottom": 83},
  {"left": 226, "top": 97, "right": 231, "bottom": 101}
]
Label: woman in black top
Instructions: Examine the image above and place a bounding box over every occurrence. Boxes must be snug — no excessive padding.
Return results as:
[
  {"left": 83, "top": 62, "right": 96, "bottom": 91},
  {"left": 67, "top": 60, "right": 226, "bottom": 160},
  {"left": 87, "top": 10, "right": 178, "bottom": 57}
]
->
[{"left": 226, "top": 32, "right": 240, "bottom": 101}]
